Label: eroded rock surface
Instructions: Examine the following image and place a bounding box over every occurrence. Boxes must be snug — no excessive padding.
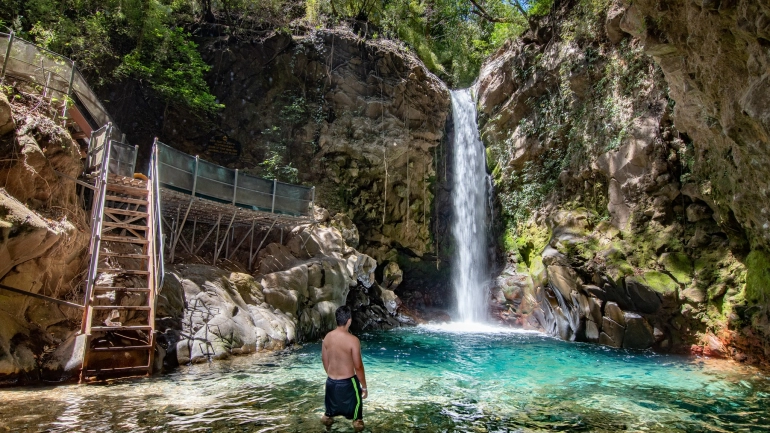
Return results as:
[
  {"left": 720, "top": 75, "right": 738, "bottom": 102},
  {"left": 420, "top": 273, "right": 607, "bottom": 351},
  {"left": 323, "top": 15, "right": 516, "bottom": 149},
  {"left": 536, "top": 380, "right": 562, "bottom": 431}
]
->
[
  {"left": 479, "top": 0, "right": 770, "bottom": 365},
  {"left": 157, "top": 210, "right": 409, "bottom": 365},
  {"left": 0, "top": 91, "right": 89, "bottom": 384}
]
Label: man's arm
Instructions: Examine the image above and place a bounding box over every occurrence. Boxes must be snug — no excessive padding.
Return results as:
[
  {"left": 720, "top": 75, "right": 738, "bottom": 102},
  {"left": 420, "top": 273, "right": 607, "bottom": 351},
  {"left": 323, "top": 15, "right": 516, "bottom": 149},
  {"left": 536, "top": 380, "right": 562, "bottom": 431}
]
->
[
  {"left": 352, "top": 337, "right": 367, "bottom": 399},
  {"left": 321, "top": 339, "right": 329, "bottom": 374}
]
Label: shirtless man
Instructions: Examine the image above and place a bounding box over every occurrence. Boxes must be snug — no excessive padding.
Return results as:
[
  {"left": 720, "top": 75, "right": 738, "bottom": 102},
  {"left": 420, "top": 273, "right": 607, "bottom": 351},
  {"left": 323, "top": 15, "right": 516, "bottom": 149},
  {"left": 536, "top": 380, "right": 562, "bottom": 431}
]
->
[{"left": 321, "top": 306, "right": 368, "bottom": 431}]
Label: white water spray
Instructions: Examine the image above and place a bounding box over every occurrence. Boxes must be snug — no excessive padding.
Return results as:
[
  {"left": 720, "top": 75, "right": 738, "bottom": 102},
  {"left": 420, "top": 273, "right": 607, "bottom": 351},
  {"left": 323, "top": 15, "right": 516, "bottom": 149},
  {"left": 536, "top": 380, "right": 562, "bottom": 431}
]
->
[{"left": 450, "top": 89, "right": 489, "bottom": 323}]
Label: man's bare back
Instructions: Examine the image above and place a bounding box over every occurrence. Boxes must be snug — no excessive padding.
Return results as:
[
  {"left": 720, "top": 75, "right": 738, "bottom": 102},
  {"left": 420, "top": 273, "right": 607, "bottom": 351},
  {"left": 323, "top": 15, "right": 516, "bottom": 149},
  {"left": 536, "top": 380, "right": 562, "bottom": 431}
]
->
[
  {"left": 321, "top": 307, "right": 367, "bottom": 431},
  {"left": 322, "top": 327, "right": 365, "bottom": 383}
]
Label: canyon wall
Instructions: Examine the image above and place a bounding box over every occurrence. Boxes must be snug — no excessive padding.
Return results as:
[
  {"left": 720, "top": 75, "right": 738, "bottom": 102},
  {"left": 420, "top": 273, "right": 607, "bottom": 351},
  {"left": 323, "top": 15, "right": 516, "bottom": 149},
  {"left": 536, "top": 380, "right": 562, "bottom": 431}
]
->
[{"left": 479, "top": 0, "right": 770, "bottom": 365}]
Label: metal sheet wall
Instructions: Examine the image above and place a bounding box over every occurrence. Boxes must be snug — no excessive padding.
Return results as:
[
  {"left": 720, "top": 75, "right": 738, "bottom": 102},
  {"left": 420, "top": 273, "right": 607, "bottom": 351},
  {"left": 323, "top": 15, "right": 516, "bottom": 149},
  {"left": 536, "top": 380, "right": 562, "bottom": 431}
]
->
[{"left": 156, "top": 142, "right": 313, "bottom": 216}]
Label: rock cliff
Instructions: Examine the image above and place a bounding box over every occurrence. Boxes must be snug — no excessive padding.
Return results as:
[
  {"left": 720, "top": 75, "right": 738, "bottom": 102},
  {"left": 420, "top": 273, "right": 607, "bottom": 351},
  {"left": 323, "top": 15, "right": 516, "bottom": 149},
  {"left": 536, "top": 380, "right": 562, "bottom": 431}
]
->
[
  {"left": 478, "top": 0, "right": 770, "bottom": 365},
  {"left": 0, "top": 89, "right": 90, "bottom": 384},
  {"left": 105, "top": 27, "right": 452, "bottom": 291}
]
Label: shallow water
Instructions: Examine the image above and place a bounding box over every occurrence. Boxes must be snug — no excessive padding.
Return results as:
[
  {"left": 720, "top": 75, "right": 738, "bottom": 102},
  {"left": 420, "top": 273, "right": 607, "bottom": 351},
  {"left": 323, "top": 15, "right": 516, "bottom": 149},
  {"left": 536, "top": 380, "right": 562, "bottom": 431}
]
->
[{"left": 1, "top": 325, "right": 769, "bottom": 432}]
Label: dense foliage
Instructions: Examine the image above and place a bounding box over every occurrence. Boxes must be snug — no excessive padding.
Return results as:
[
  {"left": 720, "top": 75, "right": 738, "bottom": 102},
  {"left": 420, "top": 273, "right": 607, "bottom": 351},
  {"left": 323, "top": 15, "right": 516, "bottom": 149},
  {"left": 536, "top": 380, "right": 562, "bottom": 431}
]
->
[
  {"left": 307, "top": 0, "right": 554, "bottom": 86},
  {"left": 0, "top": 0, "right": 553, "bottom": 98}
]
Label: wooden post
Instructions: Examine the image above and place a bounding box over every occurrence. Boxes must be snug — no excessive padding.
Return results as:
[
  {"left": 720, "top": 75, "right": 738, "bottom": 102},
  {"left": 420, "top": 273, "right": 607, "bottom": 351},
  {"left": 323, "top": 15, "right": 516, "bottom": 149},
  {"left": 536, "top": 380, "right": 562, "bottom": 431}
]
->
[
  {"left": 170, "top": 156, "right": 198, "bottom": 256},
  {"left": 250, "top": 218, "right": 277, "bottom": 271},
  {"left": 193, "top": 214, "right": 221, "bottom": 256},
  {"left": 228, "top": 219, "right": 256, "bottom": 261},
  {"left": 310, "top": 186, "right": 315, "bottom": 217}
]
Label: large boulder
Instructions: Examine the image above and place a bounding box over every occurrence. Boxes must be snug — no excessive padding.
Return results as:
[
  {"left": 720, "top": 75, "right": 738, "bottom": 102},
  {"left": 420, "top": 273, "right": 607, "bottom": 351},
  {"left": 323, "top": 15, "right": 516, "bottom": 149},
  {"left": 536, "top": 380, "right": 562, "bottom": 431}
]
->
[
  {"left": 261, "top": 265, "right": 309, "bottom": 317},
  {"left": 0, "top": 93, "right": 15, "bottom": 136},
  {"left": 166, "top": 265, "right": 299, "bottom": 364}
]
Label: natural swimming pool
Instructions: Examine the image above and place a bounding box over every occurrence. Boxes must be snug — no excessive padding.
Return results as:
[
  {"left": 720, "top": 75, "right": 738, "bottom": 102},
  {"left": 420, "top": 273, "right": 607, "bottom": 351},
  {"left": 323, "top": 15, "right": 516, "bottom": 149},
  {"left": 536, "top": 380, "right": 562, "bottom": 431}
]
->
[{"left": 1, "top": 324, "right": 768, "bottom": 432}]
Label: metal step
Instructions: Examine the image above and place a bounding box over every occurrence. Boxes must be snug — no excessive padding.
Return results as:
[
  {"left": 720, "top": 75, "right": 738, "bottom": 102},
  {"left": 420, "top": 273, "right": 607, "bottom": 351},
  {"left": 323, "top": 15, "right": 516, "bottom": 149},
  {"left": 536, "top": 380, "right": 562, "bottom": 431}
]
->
[
  {"left": 104, "top": 195, "right": 148, "bottom": 206},
  {"left": 102, "top": 208, "right": 148, "bottom": 218},
  {"left": 99, "top": 252, "right": 150, "bottom": 260},
  {"left": 101, "top": 235, "right": 149, "bottom": 244},
  {"left": 84, "top": 365, "right": 151, "bottom": 375},
  {"left": 102, "top": 221, "right": 149, "bottom": 231},
  {"left": 91, "top": 305, "right": 151, "bottom": 310},
  {"left": 92, "top": 345, "right": 153, "bottom": 352},
  {"left": 93, "top": 287, "right": 150, "bottom": 293},
  {"left": 90, "top": 325, "right": 153, "bottom": 332},
  {"left": 96, "top": 268, "right": 150, "bottom": 276},
  {"left": 106, "top": 183, "right": 148, "bottom": 196}
]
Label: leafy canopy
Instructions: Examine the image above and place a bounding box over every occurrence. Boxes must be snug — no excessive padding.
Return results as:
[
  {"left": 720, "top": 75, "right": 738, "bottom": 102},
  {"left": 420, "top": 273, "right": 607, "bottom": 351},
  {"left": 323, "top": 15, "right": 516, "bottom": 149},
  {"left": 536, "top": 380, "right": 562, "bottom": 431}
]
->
[
  {"left": 0, "top": 0, "right": 222, "bottom": 113},
  {"left": 306, "top": 0, "right": 554, "bottom": 86}
]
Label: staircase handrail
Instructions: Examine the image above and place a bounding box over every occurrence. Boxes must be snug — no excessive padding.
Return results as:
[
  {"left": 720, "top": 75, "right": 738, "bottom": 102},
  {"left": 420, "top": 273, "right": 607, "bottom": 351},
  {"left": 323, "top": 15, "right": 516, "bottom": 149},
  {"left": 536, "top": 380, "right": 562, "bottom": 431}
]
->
[
  {"left": 80, "top": 123, "right": 113, "bottom": 334},
  {"left": 150, "top": 139, "right": 165, "bottom": 294}
]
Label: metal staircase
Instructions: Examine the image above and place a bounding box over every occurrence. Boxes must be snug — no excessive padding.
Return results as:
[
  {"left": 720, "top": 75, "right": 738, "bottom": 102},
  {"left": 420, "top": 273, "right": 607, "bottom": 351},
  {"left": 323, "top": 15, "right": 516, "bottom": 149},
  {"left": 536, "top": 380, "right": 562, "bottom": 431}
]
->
[{"left": 79, "top": 124, "right": 163, "bottom": 382}]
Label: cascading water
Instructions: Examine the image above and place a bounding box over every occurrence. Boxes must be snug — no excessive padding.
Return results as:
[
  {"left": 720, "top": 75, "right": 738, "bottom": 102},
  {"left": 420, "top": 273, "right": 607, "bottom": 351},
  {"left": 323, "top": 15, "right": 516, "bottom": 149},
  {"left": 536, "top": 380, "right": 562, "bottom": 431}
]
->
[{"left": 450, "top": 89, "right": 489, "bottom": 323}]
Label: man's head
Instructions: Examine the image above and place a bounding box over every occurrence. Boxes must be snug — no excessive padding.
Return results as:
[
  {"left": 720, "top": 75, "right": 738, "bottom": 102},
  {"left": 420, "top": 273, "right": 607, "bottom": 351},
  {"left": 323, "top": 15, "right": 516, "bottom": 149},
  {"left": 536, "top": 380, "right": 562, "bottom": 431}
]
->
[{"left": 335, "top": 306, "right": 352, "bottom": 328}]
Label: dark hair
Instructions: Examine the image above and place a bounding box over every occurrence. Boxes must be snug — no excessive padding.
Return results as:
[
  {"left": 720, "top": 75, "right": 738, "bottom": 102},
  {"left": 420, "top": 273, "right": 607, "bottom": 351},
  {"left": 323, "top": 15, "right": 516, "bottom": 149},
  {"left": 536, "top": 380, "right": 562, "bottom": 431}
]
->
[{"left": 335, "top": 306, "right": 352, "bottom": 326}]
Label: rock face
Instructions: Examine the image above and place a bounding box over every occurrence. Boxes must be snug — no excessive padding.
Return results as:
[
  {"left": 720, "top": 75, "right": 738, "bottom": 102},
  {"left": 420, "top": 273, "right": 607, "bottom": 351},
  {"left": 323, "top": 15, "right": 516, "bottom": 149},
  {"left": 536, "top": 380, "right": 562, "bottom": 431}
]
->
[
  {"left": 618, "top": 0, "right": 770, "bottom": 250},
  {"left": 156, "top": 211, "right": 409, "bottom": 365},
  {"left": 479, "top": 0, "right": 770, "bottom": 365},
  {"left": 0, "top": 91, "right": 90, "bottom": 384},
  {"left": 106, "top": 28, "right": 451, "bottom": 275}
]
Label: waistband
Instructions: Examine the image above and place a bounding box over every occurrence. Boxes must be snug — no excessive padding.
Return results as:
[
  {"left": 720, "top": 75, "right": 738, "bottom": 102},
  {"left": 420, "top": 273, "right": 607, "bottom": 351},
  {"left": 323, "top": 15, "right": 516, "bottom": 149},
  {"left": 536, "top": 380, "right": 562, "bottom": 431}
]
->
[{"left": 326, "top": 375, "right": 358, "bottom": 384}]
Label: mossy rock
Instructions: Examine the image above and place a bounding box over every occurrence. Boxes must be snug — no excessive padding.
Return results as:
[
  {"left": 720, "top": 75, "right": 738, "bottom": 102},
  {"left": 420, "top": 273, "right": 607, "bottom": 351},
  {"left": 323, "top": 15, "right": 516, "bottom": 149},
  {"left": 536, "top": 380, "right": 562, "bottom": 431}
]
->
[
  {"left": 744, "top": 249, "right": 770, "bottom": 304},
  {"left": 529, "top": 255, "right": 547, "bottom": 287},
  {"left": 605, "top": 259, "right": 635, "bottom": 287},
  {"left": 658, "top": 252, "right": 693, "bottom": 285},
  {"left": 638, "top": 271, "right": 678, "bottom": 296}
]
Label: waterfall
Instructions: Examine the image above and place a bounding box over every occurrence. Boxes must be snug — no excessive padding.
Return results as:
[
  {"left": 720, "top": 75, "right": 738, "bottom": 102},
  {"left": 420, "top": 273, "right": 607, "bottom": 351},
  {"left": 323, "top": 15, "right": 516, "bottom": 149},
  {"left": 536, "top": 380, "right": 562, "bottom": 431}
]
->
[{"left": 450, "top": 89, "right": 489, "bottom": 323}]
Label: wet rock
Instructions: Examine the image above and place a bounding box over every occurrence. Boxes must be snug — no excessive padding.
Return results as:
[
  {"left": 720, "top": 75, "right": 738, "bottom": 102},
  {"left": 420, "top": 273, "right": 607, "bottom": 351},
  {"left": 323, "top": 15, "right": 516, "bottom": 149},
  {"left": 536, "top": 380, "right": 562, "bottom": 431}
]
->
[
  {"left": 622, "top": 313, "right": 655, "bottom": 349},
  {"left": 382, "top": 261, "right": 403, "bottom": 291},
  {"left": 168, "top": 265, "right": 298, "bottom": 363},
  {"left": 585, "top": 319, "right": 601, "bottom": 343},
  {"left": 658, "top": 253, "right": 693, "bottom": 285},
  {"left": 330, "top": 213, "right": 360, "bottom": 248},
  {"left": 547, "top": 265, "right": 579, "bottom": 300},
  {"left": 600, "top": 317, "right": 626, "bottom": 348},
  {"left": 257, "top": 243, "right": 299, "bottom": 275},
  {"left": 604, "top": 302, "right": 626, "bottom": 327},
  {"left": 261, "top": 265, "right": 309, "bottom": 316},
  {"left": 624, "top": 276, "right": 664, "bottom": 314},
  {"left": 686, "top": 203, "right": 712, "bottom": 222}
]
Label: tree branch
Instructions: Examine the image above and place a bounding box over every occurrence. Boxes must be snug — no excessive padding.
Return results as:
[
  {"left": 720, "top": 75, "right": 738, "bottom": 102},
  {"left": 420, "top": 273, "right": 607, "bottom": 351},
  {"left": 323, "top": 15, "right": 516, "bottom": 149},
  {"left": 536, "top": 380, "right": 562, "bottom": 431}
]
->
[
  {"left": 509, "top": 0, "right": 528, "bottom": 17},
  {"left": 468, "top": 0, "right": 510, "bottom": 23}
]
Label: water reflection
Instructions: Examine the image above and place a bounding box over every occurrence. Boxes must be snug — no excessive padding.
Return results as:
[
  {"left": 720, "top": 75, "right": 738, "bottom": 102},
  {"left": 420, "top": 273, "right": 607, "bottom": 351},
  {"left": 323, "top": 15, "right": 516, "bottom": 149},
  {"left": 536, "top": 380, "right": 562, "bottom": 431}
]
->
[{"left": 1, "top": 325, "right": 768, "bottom": 432}]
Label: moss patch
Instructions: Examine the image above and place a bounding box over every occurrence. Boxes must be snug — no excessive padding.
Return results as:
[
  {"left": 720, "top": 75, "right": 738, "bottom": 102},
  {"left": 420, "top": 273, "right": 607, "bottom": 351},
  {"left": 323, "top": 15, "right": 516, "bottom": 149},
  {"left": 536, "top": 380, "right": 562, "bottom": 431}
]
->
[
  {"left": 639, "top": 271, "right": 678, "bottom": 296},
  {"left": 745, "top": 249, "right": 770, "bottom": 304},
  {"left": 503, "top": 221, "right": 551, "bottom": 269},
  {"left": 659, "top": 252, "right": 693, "bottom": 285}
]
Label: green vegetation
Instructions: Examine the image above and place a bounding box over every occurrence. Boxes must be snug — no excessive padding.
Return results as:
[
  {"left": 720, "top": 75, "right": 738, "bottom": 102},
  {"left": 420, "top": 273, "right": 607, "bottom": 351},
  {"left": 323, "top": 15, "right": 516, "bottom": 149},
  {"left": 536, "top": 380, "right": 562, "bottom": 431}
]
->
[
  {"left": 305, "top": 0, "right": 554, "bottom": 86},
  {"left": 0, "top": 0, "right": 240, "bottom": 113},
  {"left": 1, "top": 0, "right": 556, "bottom": 99},
  {"left": 490, "top": 2, "right": 663, "bottom": 228}
]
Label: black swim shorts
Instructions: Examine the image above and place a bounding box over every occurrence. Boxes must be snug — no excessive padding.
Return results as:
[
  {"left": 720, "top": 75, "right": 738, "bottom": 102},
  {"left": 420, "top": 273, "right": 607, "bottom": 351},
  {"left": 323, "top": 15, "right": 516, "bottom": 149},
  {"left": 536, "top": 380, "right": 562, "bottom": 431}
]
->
[{"left": 324, "top": 376, "right": 364, "bottom": 420}]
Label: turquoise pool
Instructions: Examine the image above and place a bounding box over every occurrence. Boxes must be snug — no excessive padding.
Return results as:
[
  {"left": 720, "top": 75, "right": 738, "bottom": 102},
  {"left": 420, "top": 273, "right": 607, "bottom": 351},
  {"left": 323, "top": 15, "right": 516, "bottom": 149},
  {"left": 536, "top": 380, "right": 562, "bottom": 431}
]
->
[{"left": 1, "top": 324, "right": 768, "bottom": 432}]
